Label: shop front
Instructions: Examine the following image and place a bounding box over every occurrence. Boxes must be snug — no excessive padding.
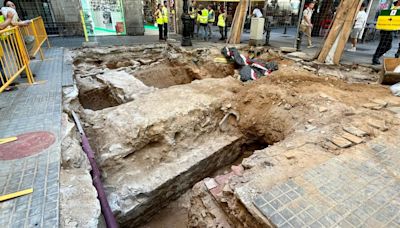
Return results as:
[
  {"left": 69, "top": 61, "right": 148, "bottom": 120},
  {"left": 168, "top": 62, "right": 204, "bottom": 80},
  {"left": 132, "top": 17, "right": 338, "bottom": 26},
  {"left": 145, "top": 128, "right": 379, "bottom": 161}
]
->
[{"left": 81, "top": 0, "right": 127, "bottom": 36}]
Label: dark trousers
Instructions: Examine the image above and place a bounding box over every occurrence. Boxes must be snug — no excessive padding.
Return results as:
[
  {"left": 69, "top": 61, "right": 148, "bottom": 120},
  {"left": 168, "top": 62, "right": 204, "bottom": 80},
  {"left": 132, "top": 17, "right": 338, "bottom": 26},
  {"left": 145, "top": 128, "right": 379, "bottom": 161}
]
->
[
  {"left": 373, "top": 31, "right": 393, "bottom": 59},
  {"left": 219, "top": 26, "right": 225, "bottom": 39},
  {"left": 158, "top": 24, "right": 163, "bottom": 40},
  {"left": 163, "top": 23, "right": 168, "bottom": 39},
  {"left": 190, "top": 19, "right": 195, "bottom": 37}
]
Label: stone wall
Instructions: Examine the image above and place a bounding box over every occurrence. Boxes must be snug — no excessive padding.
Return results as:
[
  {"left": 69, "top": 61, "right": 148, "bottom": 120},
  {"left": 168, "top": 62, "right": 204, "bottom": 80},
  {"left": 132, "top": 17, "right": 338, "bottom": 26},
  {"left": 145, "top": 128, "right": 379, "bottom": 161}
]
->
[{"left": 50, "top": 0, "right": 83, "bottom": 36}]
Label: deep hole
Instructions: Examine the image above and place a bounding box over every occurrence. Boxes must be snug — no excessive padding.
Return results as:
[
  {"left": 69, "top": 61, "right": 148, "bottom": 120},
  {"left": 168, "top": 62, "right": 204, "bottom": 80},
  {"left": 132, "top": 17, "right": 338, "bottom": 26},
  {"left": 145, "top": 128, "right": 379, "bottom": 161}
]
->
[
  {"left": 134, "top": 66, "right": 197, "bottom": 89},
  {"left": 140, "top": 137, "right": 269, "bottom": 228},
  {"left": 79, "top": 88, "right": 120, "bottom": 111},
  {"left": 212, "top": 137, "right": 269, "bottom": 177}
]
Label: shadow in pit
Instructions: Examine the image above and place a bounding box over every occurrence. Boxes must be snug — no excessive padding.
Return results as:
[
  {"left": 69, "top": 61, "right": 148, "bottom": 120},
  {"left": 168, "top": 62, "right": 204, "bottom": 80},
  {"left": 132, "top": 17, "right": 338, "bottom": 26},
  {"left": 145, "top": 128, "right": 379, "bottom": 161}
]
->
[{"left": 79, "top": 88, "right": 120, "bottom": 111}]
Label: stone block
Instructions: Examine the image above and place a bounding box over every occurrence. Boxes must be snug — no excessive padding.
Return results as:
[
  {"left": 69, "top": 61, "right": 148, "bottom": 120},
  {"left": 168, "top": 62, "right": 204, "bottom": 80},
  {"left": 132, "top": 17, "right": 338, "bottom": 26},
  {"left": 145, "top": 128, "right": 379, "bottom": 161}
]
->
[
  {"left": 341, "top": 132, "right": 364, "bottom": 144},
  {"left": 362, "top": 102, "right": 384, "bottom": 110},
  {"left": 387, "top": 106, "right": 400, "bottom": 114},
  {"left": 329, "top": 135, "right": 353, "bottom": 148},
  {"left": 368, "top": 119, "right": 388, "bottom": 131},
  {"left": 342, "top": 125, "right": 368, "bottom": 137},
  {"left": 371, "top": 99, "right": 388, "bottom": 107},
  {"left": 204, "top": 178, "right": 218, "bottom": 190}
]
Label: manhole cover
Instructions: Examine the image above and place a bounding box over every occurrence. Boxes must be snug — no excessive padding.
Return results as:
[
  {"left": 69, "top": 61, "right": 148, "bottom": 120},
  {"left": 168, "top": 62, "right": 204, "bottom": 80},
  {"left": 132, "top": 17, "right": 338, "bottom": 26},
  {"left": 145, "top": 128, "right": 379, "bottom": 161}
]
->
[{"left": 0, "top": 131, "right": 56, "bottom": 160}]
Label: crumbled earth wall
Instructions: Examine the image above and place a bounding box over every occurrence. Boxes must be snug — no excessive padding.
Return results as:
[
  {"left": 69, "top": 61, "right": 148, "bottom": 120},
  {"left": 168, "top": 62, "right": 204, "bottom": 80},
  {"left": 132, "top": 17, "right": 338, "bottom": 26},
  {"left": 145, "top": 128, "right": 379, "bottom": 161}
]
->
[
  {"left": 187, "top": 62, "right": 400, "bottom": 227},
  {"left": 81, "top": 77, "right": 245, "bottom": 226},
  {"left": 62, "top": 44, "right": 400, "bottom": 227}
]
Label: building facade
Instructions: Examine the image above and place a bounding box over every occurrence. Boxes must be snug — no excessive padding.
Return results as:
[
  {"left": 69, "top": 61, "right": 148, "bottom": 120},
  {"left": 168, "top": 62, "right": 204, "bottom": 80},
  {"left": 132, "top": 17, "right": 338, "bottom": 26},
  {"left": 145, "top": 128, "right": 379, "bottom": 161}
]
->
[{"left": 3, "top": 0, "right": 144, "bottom": 36}]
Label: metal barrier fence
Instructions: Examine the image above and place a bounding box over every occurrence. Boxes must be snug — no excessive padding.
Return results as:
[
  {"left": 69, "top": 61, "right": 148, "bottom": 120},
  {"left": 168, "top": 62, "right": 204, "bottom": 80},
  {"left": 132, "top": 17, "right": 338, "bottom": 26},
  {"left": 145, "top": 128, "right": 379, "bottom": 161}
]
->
[
  {"left": 20, "top": 16, "right": 50, "bottom": 60},
  {"left": 0, "top": 26, "right": 34, "bottom": 93}
]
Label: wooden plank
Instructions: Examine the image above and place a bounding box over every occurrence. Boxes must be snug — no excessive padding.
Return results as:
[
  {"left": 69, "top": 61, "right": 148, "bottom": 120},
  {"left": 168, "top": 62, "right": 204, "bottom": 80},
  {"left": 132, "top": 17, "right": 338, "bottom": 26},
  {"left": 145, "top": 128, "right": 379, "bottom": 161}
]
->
[
  {"left": 228, "top": 0, "right": 249, "bottom": 44},
  {"left": 332, "top": 0, "right": 363, "bottom": 64},
  {"left": 317, "top": 0, "right": 353, "bottom": 62}
]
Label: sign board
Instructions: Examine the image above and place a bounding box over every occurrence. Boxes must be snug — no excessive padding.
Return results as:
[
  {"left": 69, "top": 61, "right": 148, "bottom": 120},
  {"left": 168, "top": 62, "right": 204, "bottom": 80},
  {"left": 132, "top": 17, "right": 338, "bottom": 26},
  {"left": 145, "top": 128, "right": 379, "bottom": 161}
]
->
[
  {"left": 376, "top": 9, "right": 400, "bottom": 31},
  {"left": 81, "top": 0, "right": 126, "bottom": 36}
]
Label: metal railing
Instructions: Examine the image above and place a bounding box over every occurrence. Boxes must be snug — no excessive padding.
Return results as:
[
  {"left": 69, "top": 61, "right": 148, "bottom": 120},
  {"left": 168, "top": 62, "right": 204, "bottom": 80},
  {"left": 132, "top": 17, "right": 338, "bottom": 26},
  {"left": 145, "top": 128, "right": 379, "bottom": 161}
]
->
[
  {"left": 0, "top": 26, "right": 34, "bottom": 93},
  {"left": 19, "top": 16, "right": 50, "bottom": 60}
]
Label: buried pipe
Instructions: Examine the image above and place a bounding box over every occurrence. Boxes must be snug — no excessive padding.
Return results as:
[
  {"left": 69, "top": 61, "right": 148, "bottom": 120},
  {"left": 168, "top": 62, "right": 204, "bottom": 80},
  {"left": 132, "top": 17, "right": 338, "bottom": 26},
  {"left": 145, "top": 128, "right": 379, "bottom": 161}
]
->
[{"left": 71, "top": 111, "right": 118, "bottom": 228}]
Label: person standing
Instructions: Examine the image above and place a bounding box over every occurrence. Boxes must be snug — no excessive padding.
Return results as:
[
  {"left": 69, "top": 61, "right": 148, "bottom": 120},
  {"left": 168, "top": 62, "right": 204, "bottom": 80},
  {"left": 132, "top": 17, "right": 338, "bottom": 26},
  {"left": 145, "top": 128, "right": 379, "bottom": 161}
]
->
[
  {"left": 300, "top": 2, "right": 315, "bottom": 48},
  {"left": 217, "top": 7, "right": 226, "bottom": 40},
  {"left": 162, "top": 1, "right": 169, "bottom": 40},
  {"left": 207, "top": 5, "right": 215, "bottom": 40},
  {"left": 198, "top": 5, "right": 209, "bottom": 40},
  {"left": 189, "top": 2, "right": 197, "bottom": 38},
  {"left": 154, "top": 4, "right": 164, "bottom": 41},
  {"left": 348, "top": 3, "right": 367, "bottom": 52},
  {"left": 373, "top": 1, "right": 400, "bottom": 64}
]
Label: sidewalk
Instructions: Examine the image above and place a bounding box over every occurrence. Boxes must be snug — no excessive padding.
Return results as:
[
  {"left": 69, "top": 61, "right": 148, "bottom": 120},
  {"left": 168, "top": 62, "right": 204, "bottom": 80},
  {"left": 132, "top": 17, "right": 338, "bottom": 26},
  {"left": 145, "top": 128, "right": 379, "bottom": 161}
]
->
[{"left": 0, "top": 48, "right": 70, "bottom": 227}]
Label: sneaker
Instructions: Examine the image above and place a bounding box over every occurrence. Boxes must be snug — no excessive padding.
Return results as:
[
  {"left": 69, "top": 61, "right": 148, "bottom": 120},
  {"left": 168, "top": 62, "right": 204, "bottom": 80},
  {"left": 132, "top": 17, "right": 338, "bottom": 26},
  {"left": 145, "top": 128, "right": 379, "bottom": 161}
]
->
[
  {"left": 307, "top": 45, "right": 315, "bottom": 48},
  {"left": 347, "top": 47, "right": 356, "bottom": 52},
  {"left": 372, "top": 58, "right": 380, "bottom": 65}
]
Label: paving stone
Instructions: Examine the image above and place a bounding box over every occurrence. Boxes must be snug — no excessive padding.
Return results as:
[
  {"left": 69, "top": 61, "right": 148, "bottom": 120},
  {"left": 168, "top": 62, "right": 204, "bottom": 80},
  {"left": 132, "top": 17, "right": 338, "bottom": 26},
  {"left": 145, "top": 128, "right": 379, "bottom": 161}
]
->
[
  {"left": 387, "top": 106, "right": 400, "bottom": 114},
  {"left": 362, "top": 102, "right": 385, "bottom": 110},
  {"left": 341, "top": 132, "right": 364, "bottom": 144},
  {"left": 253, "top": 195, "right": 267, "bottom": 208},
  {"left": 329, "top": 135, "right": 353, "bottom": 148},
  {"left": 368, "top": 119, "right": 388, "bottom": 131},
  {"left": 0, "top": 48, "right": 62, "bottom": 227},
  {"left": 371, "top": 99, "right": 388, "bottom": 107},
  {"left": 343, "top": 125, "right": 368, "bottom": 137},
  {"left": 270, "top": 213, "right": 286, "bottom": 226}
]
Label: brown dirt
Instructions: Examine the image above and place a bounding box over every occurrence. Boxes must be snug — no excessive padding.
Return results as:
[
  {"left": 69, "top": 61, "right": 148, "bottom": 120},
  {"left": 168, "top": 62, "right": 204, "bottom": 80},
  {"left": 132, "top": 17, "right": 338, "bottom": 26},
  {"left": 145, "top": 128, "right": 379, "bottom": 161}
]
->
[{"left": 233, "top": 61, "right": 394, "bottom": 144}]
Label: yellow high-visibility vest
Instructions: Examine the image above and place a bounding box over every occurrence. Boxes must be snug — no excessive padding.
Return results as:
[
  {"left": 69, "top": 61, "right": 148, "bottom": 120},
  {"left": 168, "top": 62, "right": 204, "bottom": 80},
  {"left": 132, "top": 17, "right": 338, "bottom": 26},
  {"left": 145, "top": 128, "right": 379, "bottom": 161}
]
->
[
  {"left": 189, "top": 6, "right": 197, "bottom": 19},
  {"left": 162, "top": 6, "right": 169, "bottom": 23},
  {"left": 208, "top": 9, "right": 215, "bottom": 23},
  {"left": 199, "top": 9, "right": 208, "bottom": 24},
  {"left": 156, "top": 10, "right": 164, "bottom": 25},
  {"left": 217, "top": 13, "right": 225, "bottom": 27}
]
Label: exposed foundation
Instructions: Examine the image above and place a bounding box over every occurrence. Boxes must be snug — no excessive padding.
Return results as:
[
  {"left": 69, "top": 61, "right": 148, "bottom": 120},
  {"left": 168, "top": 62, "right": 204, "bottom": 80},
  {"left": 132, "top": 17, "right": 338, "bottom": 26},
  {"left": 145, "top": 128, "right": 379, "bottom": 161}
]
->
[{"left": 60, "top": 44, "right": 400, "bottom": 228}]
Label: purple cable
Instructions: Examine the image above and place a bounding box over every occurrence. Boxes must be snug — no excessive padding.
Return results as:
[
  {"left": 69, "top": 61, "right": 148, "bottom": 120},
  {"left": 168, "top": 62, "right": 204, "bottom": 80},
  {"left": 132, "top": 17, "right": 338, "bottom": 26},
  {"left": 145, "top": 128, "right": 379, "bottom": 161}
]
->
[{"left": 72, "top": 111, "right": 118, "bottom": 228}]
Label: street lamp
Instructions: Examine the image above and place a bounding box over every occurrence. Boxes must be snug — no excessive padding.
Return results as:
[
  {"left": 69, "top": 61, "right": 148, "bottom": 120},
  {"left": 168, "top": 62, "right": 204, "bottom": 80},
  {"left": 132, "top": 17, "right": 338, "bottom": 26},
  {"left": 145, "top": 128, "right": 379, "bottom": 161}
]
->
[{"left": 181, "top": 0, "right": 192, "bottom": 46}]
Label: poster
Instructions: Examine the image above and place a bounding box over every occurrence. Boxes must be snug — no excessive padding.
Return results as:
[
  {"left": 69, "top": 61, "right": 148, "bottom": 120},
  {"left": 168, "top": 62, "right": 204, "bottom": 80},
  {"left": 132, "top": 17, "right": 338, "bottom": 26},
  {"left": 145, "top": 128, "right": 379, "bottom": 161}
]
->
[{"left": 81, "top": 0, "right": 126, "bottom": 36}]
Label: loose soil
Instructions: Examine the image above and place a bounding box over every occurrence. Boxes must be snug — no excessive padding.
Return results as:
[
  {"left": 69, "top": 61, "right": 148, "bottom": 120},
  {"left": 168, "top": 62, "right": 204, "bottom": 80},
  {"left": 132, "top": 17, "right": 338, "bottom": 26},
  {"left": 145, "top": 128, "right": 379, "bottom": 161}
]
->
[{"left": 61, "top": 44, "right": 400, "bottom": 228}]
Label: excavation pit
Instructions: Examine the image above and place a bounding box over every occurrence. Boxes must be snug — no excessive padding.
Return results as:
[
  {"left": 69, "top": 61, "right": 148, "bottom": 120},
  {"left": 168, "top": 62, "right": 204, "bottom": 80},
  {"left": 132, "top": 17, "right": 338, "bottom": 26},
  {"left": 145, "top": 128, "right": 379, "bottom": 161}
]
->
[{"left": 62, "top": 44, "right": 400, "bottom": 228}]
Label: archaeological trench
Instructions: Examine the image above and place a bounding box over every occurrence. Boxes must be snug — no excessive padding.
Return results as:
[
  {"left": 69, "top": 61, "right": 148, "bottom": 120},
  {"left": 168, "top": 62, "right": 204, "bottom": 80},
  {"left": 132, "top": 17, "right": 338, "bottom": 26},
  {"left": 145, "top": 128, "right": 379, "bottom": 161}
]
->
[{"left": 60, "top": 43, "right": 400, "bottom": 227}]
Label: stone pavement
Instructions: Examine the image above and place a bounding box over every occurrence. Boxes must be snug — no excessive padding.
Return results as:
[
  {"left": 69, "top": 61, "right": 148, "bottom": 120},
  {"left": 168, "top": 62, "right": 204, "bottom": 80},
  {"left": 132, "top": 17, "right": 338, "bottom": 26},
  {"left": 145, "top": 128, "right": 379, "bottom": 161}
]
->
[
  {"left": 253, "top": 142, "right": 400, "bottom": 228},
  {"left": 0, "top": 48, "right": 70, "bottom": 227},
  {"left": 49, "top": 26, "right": 394, "bottom": 66}
]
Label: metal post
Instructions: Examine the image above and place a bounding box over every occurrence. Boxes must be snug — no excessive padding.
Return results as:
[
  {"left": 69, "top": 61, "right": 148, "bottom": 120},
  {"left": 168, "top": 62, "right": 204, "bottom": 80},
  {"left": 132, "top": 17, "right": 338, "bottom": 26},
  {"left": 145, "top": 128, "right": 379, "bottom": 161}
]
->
[
  {"left": 181, "top": 0, "right": 192, "bottom": 46},
  {"left": 295, "top": 0, "right": 306, "bottom": 51}
]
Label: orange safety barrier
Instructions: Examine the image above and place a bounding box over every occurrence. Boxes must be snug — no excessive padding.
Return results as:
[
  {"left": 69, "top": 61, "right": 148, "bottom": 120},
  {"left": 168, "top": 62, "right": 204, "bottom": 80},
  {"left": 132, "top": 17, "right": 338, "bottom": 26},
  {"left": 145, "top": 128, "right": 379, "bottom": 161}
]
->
[
  {"left": 19, "top": 16, "right": 50, "bottom": 60},
  {"left": 0, "top": 26, "right": 34, "bottom": 93}
]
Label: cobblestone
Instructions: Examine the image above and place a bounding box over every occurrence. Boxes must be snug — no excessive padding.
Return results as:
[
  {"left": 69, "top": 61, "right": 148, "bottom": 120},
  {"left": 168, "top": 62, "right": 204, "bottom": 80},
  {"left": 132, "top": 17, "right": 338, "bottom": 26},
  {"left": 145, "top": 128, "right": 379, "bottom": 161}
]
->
[
  {"left": 253, "top": 143, "right": 400, "bottom": 228},
  {"left": 0, "top": 48, "right": 66, "bottom": 227}
]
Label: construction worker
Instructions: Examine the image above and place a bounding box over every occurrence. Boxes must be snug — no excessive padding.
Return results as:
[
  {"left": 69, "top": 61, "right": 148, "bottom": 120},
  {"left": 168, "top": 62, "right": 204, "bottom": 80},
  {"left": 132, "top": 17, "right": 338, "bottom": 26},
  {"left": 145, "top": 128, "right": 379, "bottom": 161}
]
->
[
  {"left": 189, "top": 1, "right": 197, "bottom": 38},
  {"left": 207, "top": 5, "right": 215, "bottom": 40},
  {"left": 162, "top": 1, "right": 169, "bottom": 40},
  {"left": 154, "top": 3, "right": 164, "bottom": 41},
  {"left": 196, "top": 6, "right": 201, "bottom": 37},
  {"left": 198, "top": 5, "right": 209, "bottom": 40},
  {"left": 373, "top": 1, "right": 400, "bottom": 64},
  {"left": 217, "top": 7, "right": 226, "bottom": 40}
]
